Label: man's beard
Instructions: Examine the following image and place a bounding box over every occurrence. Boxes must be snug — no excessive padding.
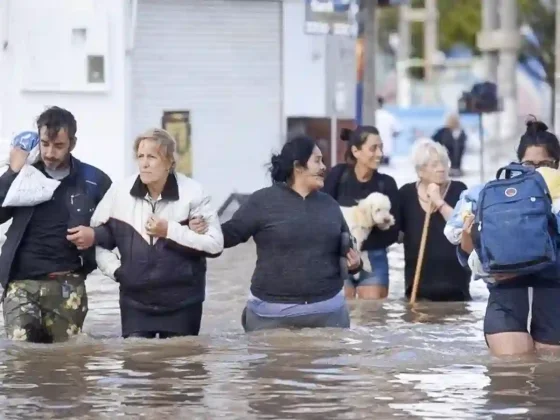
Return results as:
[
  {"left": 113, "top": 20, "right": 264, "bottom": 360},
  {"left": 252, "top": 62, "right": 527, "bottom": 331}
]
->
[{"left": 42, "top": 155, "right": 70, "bottom": 170}]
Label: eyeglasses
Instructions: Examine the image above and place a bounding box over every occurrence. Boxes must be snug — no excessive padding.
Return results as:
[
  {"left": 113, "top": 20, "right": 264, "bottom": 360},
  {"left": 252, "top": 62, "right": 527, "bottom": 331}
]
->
[{"left": 521, "top": 160, "right": 557, "bottom": 169}]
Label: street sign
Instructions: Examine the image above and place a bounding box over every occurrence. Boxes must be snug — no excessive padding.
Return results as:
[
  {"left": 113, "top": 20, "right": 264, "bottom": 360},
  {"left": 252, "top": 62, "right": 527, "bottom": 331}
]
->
[{"left": 304, "top": 0, "right": 359, "bottom": 37}]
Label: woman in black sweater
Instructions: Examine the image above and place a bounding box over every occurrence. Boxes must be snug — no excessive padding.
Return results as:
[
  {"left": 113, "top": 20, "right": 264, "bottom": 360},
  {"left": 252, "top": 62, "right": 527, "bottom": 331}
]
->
[
  {"left": 323, "top": 126, "right": 400, "bottom": 300},
  {"left": 191, "top": 136, "right": 361, "bottom": 332}
]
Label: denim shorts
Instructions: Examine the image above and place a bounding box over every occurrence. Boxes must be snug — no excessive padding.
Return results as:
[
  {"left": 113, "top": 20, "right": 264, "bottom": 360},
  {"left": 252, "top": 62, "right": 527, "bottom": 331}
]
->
[
  {"left": 484, "top": 279, "right": 560, "bottom": 346},
  {"left": 345, "top": 248, "right": 390, "bottom": 288}
]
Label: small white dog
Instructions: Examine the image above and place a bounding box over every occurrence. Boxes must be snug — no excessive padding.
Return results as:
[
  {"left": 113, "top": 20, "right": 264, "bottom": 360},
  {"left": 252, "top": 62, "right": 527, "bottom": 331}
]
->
[{"left": 340, "top": 192, "right": 395, "bottom": 274}]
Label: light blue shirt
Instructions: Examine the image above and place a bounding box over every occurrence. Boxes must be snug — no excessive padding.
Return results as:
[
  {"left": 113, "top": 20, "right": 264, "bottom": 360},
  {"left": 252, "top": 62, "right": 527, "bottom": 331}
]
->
[
  {"left": 447, "top": 184, "right": 483, "bottom": 230},
  {"left": 246, "top": 290, "right": 345, "bottom": 318}
]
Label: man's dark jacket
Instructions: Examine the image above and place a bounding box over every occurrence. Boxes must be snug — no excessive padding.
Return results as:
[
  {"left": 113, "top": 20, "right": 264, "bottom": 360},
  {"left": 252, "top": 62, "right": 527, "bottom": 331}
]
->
[{"left": 0, "top": 156, "right": 112, "bottom": 288}]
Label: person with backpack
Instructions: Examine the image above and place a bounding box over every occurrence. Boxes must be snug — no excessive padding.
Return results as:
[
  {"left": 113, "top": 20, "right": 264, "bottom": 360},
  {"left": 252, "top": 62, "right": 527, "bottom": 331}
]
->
[
  {"left": 458, "top": 119, "right": 560, "bottom": 356},
  {"left": 323, "top": 126, "right": 400, "bottom": 300},
  {"left": 462, "top": 166, "right": 560, "bottom": 283}
]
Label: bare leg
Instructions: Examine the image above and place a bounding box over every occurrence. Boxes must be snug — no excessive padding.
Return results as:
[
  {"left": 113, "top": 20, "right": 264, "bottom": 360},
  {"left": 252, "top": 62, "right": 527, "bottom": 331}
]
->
[
  {"left": 484, "top": 285, "right": 532, "bottom": 356},
  {"left": 344, "top": 285, "right": 357, "bottom": 299},
  {"left": 356, "top": 285, "right": 388, "bottom": 300},
  {"left": 534, "top": 341, "right": 560, "bottom": 353},
  {"left": 485, "top": 332, "right": 534, "bottom": 356},
  {"left": 355, "top": 249, "right": 390, "bottom": 300}
]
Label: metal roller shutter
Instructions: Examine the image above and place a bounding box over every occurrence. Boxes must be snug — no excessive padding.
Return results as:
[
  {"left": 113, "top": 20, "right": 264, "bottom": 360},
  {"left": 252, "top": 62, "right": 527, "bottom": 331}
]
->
[{"left": 131, "top": 0, "right": 282, "bottom": 206}]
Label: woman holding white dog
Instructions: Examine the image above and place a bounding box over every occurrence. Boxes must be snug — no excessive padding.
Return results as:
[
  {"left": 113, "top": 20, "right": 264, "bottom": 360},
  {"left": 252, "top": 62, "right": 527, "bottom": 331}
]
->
[
  {"left": 398, "top": 139, "right": 470, "bottom": 302},
  {"left": 323, "top": 126, "right": 400, "bottom": 300},
  {"left": 191, "top": 135, "right": 361, "bottom": 332}
]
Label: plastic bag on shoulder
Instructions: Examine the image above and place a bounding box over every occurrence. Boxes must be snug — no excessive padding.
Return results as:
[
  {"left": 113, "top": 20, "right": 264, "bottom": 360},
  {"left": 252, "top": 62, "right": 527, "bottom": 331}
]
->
[
  {"left": 2, "top": 164, "right": 60, "bottom": 207},
  {"left": 0, "top": 134, "right": 60, "bottom": 207}
]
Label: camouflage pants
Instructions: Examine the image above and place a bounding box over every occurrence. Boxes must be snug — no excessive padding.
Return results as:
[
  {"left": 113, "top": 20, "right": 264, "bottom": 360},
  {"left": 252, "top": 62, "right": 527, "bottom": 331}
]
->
[{"left": 2, "top": 274, "right": 88, "bottom": 343}]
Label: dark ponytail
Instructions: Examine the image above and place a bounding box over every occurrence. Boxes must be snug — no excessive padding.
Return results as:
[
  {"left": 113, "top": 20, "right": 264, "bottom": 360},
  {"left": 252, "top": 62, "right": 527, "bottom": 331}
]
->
[
  {"left": 525, "top": 119, "right": 549, "bottom": 136},
  {"left": 341, "top": 125, "right": 379, "bottom": 163},
  {"left": 517, "top": 116, "right": 560, "bottom": 164},
  {"left": 340, "top": 128, "right": 353, "bottom": 142},
  {"left": 269, "top": 154, "right": 291, "bottom": 183},
  {"left": 269, "top": 135, "right": 317, "bottom": 183}
]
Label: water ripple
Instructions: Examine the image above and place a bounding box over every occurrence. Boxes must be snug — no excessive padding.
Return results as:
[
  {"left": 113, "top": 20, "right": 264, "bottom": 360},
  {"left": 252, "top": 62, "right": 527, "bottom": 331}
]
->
[{"left": 0, "top": 241, "right": 555, "bottom": 418}]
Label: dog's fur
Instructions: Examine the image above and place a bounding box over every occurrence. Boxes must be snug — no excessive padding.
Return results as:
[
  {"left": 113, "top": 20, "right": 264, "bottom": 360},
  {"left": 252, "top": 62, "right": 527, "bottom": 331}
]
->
[{"left": 340, "top": 192, "right": 395, "bottom": 274}]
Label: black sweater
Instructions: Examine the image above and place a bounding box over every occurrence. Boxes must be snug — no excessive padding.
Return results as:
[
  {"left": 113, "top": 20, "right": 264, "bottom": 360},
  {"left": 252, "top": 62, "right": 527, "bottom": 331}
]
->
[
  {"left": 221, "top": 183, "right": 351, "bottom": 304},
  {"left": 323, "top": 163, "right": 400, "bottom": 251},
  {"left": 399, "top": 181, "right": 471, "bottom": 301}
]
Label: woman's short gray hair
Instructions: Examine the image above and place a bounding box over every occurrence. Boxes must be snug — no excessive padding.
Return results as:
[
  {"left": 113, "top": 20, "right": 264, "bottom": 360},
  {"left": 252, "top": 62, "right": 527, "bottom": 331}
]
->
[
  {"left": 133, "top": 128, "right": 178, "bottom": 169},
  {"left": 410, "top": 137, "right": 450, "bottom": 172}
]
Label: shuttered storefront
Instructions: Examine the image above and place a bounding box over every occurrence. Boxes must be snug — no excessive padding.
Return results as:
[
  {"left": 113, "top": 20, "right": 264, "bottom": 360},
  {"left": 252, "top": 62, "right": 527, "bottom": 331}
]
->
[{"left": 131, "top": 0, "right": 282, "bottom": 206}]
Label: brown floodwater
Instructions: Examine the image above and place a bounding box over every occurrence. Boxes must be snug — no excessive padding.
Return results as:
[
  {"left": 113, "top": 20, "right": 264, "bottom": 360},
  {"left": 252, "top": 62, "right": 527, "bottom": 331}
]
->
[{"left": 0, "top": 240, "right": 558, "bottom": 419}]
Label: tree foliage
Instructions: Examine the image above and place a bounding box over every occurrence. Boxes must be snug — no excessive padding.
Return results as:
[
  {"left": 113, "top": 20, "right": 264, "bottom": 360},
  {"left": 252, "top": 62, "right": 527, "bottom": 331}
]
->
[
  {"left": 378, "top": 0, "right": 555, "bottom": 84},
  {"left": 518, "top": 0, "right": 555, "bottom": 85}
]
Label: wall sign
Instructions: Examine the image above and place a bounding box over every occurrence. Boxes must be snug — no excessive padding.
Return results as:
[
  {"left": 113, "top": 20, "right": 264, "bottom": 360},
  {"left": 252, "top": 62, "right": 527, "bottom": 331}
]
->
[{"left": 162, "top": 110, "right": 192, "bottom": 177}]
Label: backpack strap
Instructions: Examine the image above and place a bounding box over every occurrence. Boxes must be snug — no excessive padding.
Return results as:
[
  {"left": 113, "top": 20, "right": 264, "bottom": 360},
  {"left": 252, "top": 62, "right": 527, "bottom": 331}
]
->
[
  {"left": 377, "top": 178, "right": 385, "bottom": 195},
  {"left": 334, "top": 165, "right": 350, "bottom": 200},
  {"left": 496, "top": 162, "right": 534, "bottom": 179}
]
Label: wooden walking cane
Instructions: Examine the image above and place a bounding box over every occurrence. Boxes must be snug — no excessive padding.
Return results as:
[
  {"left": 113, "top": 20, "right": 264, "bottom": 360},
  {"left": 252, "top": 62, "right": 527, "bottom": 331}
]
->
[{"left": 410, "top": 206, "right": 433, "bottom": 305}]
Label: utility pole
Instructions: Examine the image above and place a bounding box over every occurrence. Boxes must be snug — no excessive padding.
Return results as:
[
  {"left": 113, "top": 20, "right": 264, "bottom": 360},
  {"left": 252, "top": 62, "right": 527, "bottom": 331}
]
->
[
  {"left": 396, "top": 4, "right": 411, "bottom": 107},
  {"left": 423, "top": 0, "right": 438, "bottom": 85},
  {"left": 397, "top": 2, "right": 438, "bottom": 107},
  {"left": 498, "top": 0, "right": 519, "bottom": 146},
  {"left": 361, "top": 0, "right": 377, "bottom": 126},
  {"left": 480, "top": 0, "right": 500, "bottom": 163},
  {"left": 481, "top": 0, "right": 499, "bottom": 103},
  {"left": 555, "top": 0, "right": 560, "bottom": 133},
  {"left": 477, "top": 0, "right": 519, "bottom": 168},
  {"left": 327, "top": 36, "right": 339, "bottom": 168}
]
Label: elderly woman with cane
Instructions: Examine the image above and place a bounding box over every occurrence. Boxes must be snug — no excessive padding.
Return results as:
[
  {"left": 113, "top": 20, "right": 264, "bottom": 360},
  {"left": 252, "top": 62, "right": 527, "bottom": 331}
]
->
[{"left": 398, "top": 138, "right": 470, "bottom": 302}]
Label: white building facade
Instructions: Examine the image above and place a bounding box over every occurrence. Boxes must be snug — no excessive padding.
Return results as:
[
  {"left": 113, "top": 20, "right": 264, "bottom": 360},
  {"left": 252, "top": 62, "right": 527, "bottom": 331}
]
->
[{"left": 0, "top": 0, "right": 353, "bottom": 206}]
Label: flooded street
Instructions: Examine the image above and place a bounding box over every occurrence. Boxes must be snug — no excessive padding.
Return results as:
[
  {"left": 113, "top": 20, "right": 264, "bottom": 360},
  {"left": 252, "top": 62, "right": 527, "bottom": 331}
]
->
[
  {"left": 2, "top": 242, "right": 559, "bottom": 419},
  {"left": 1, "top": 157, "right": 559, "bottom": 419}
]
